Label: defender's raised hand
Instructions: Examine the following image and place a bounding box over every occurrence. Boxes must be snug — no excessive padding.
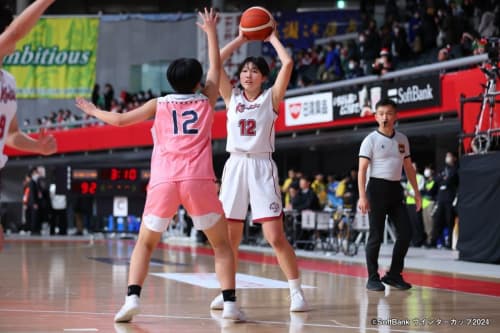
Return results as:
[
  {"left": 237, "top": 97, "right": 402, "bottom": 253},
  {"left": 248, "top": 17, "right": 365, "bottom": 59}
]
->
[{"left": 196, "top": 7, "right": 218, "bottom": 33}]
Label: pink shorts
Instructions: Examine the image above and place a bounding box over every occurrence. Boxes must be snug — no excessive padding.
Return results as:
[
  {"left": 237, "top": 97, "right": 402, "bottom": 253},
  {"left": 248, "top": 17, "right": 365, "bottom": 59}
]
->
[{"left": 142, "top": 180, "right": 224, "bottom": 232}]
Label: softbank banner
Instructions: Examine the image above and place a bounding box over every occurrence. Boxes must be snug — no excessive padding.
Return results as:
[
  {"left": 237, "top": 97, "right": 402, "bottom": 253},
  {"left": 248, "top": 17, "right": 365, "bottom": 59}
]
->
[
  {"left": 285, "top": 92, "right": 333, "bottom": 126},
  {"left": 2, "top": 18, "right": 99, "bottom": 98},
  {"left": 384, "top": 74, "right": 441, "bottom": 111}
]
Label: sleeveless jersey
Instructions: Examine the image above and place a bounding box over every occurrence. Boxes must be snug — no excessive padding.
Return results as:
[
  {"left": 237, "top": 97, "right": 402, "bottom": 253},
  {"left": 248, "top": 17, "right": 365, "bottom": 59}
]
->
[
  {"left": 149, "top": 93, "right": 215, "bottom": 186},
  {"left": 0, "top": 70, "right": 17, "bottom": 168},
  {"left": 226, "top": 88, "right": 277, "bottom": 153}
]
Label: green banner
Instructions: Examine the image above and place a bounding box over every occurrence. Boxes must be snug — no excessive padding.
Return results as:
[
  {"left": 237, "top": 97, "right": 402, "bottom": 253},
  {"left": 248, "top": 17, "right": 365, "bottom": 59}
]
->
[{"left": 2, "top": 17, "right": 99, "bottom": 99}]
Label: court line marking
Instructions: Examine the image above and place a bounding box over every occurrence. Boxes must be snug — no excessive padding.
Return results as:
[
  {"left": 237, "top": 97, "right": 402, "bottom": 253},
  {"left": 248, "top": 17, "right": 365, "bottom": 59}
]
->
[
  {"left": 63, "top": 329, "right": 99, "bottom": 332},
  {"left": 0, "top": 308, "right": 432, "bottom": 333}
]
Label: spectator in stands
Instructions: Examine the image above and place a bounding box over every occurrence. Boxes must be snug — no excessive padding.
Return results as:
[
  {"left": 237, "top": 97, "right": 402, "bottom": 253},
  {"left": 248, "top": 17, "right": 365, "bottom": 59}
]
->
[
  {"left": 337, "top": 168, "right": 359, "bottom": 211},
  {"left": 478, "top": 10, "right": 497, "bottom": 38},
  {"left": 291, "top": 176, "right": 320, "bottom": 213},
  {"left": 91, "top": 83, "right": 104, "bottom": 108},
  {"left": 372, "top": 48, "right": 392, "bottom": 75},
  {"left": 281, "top": 169, "right": 297, "bottom": 210},
  {"left": 103, "top": 83, "right": 115, "bottom": 111},
  {"left": 311, "top": 173, "right": 327, "bottom": 208},
  {"left": 438, "top": 46, "right": 451, "bottom": 61},
  {"left": 318, "top": 42, "right": 343, "bottom": 81},
  {"left": 429, "top": 152, "right": 458, "bottom": 249},
  {"left": 326, "top": 174, "right": 343, "bottom": 210},
  {"left": 345, "top": 58, "right": 364, "bottom": 79}
]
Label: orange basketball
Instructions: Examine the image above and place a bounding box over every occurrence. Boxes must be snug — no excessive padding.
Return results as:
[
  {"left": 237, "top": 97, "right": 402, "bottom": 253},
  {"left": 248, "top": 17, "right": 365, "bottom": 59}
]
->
[{"left": 240, "top": 6, "right": 274, "bottom": 41}]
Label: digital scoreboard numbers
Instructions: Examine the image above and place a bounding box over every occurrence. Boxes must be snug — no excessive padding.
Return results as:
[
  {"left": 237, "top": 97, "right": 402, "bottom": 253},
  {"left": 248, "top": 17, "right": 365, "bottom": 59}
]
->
[{"left": 69, "top": 167, "right": 148, "bottom": 196}]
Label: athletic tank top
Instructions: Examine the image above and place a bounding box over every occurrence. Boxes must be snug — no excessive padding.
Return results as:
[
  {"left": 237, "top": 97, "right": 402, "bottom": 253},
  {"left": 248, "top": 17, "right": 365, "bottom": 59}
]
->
[
  {"left": 0, "top": 70, "right": 17, "bottom": 168},
  {"left": 149, "top": 93, "right": 215, "bottom": 185},
  {"left": 226, "top": 88, "right": 277, "bottom": 153}
]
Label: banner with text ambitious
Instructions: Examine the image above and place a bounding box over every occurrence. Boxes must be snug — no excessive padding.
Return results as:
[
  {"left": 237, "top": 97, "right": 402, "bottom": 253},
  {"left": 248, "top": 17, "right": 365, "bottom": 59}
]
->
[
  {"left": 2, "top": 18, "right": 100, "bottom": 98},
  {"left": 285, "top": 92, "right": 333, "bottom": 126}
]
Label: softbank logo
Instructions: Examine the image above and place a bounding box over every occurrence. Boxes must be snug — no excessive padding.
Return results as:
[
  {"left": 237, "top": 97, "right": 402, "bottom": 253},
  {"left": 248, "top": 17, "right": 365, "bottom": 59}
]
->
[
  {"left": 4, "top": 45, "right": 92, "bottom": 66},
  {"left": 388, "top": 84, "right": 434, "bottom": 104}
]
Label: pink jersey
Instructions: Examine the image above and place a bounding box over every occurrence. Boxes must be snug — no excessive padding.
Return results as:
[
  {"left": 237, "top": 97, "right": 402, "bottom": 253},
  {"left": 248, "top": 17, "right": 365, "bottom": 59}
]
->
[{"left": 149, "top": 93, "right": 215, "bottom": 186}]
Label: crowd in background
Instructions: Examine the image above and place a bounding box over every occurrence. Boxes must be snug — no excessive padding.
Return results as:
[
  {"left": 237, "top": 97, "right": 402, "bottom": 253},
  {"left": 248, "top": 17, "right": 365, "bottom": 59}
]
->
[{"left": 22, "top": 1, "right": 500, "bottom": 131}]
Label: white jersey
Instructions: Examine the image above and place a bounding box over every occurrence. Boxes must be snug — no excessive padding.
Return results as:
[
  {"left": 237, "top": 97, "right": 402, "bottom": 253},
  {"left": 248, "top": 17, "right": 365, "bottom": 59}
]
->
[
  {"left": 359, "top": 130, "right": 410, "bottom": 181},
  {"left": 226, "top": 88, "right": 277, "bottom": 153},
  {"left": 0, "top": 70, "right": 17, "bottom": 168}
]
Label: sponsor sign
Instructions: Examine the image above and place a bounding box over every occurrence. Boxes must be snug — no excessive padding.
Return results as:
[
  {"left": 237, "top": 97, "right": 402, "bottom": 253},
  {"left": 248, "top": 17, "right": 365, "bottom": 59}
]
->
[
  {"left": 285, "top": 92, "right": 333, "bottom": 126},
  {"left": 3, "top": 18, "right": 99, "bottom": 98},
  {"left": 384, "top": 75, "right": 441, "bottom": 110}
]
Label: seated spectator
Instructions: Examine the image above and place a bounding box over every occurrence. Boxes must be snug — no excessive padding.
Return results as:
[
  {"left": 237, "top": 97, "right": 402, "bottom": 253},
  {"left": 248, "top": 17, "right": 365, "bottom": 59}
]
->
[{"left": 372, "top": 48, "right": 393, "bottom": 75}]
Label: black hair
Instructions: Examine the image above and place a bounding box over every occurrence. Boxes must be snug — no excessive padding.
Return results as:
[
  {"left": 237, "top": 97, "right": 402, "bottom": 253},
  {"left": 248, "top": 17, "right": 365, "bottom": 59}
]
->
[
  {"left": 375, "top": 98, "right": 397, "bottom": 110},
  {"left": 0, "top": 2, "right": 14, "bottom": 34},
  {"left": 166, "top": 58, "right": 203, "bottom": 94},
  {"left": 236, "top": 56, "right": 270, "bottom": 77}
]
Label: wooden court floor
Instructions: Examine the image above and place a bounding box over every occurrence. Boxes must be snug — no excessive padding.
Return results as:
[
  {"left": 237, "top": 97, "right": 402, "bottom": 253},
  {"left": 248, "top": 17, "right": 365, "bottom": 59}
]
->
[{"left": 0, "top": 239, "right": 499, "bottom": 333}]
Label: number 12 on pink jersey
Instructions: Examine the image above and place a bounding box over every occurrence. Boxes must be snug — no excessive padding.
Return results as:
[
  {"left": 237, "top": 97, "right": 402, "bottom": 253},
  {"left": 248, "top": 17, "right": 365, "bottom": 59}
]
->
[
  {"left": 239, "top": 119, "right": 256, "bottom": 136},
  {"left": 172, "top": 110, "right": 199, "bottom": 135}
]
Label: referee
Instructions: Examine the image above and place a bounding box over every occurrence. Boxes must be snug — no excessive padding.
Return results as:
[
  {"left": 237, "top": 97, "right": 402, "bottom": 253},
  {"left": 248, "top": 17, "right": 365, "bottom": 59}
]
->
[{"left": 358, "top": 98, "right": 421, "bottom": 291}]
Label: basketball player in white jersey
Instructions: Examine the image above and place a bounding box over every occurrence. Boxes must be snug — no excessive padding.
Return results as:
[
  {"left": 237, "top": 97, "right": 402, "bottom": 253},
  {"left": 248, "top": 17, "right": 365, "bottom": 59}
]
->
[
  {"left": 0, "top": 0, "right": 57, "bottom": 249},
  {"left": 210, "top": 26, "right": 309, "bottom": 312},
  {"left": 76, "top": 8, "right": 244, "bottom": 323}
]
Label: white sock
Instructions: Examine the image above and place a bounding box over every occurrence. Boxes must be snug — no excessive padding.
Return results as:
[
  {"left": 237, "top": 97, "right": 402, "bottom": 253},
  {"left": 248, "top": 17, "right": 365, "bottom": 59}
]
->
[{"left": 288, "top": 278, "right": 301, "bottom": 292}]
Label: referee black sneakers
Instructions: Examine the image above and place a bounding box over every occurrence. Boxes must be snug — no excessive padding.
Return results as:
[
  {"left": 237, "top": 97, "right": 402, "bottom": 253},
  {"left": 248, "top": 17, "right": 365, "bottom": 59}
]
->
[
  {"left": 366, "top": 279, "right": 385, "bottom": 291},
  {"left": 381, "top": 274, "right": 412, "bottom": 290}
]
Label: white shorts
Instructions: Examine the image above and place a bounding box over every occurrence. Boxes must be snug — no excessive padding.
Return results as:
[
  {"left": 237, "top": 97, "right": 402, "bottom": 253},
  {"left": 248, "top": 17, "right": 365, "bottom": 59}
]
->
[{"left": 220, "top": 152, "right": 282, "bottom": 223}]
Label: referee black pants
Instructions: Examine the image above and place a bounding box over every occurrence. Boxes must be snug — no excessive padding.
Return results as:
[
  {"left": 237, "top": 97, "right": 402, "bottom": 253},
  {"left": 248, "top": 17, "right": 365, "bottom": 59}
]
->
[{"left": 366, "top": 177, "right": 412, "bottom": 281}]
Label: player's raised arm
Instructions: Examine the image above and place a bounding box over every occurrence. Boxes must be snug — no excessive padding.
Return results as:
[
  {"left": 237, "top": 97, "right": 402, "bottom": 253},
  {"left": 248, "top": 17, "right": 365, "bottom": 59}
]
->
[
  {"left": 0, "top": 0, "right": 55, "bottom": 58},
  {"left": 197, "top": 8, "right": 220, "bottom": 108},
  {"left": 268, "top": 27, "right": 293, "bottom": 110},
  {"left": 218, "top": 31, "right": 247, "bottom": 105},
  {"left": 75, "top": 97, "right": 157, "bottom": 127}
]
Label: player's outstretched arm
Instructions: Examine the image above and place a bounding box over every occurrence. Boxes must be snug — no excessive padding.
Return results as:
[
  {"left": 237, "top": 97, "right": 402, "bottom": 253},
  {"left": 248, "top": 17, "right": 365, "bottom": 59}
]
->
[
  {"left": 5, "top": 117, "right": 57, "bottom": 155},
  {"left": 268, "top": 27, "right": 293, "bottom": 110},
  {"left": 75, "top": 97, "right": 156, "bottom": 127},
  {"left": 0, "top": 0, "right": 55, "bottom": 58},
  {"left": 197, "top": 7, "right": 220, "bottom": 108},
  {"left": 219, "top": 30, "right": 247, "bottom": 105}
]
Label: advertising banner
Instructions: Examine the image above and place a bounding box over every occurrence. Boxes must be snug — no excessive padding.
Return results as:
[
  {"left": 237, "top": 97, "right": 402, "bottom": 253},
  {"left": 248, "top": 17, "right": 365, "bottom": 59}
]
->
[
  {"left": 285, "top": 92, "right": 333, "bottom": 126},
  {"left": 2, "top": 17, "right": 100, "bottom": 98}
]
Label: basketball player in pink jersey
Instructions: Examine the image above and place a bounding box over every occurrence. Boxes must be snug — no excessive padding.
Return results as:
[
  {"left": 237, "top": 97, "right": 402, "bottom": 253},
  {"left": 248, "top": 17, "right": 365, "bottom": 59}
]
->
[
  {"left": 75, "top": 8, "right": 244, "bottom": 323},
  {"left": 0, "top": 0, "right": 58, "bottom": 249},
  {"left": 210, "top": 26, "right": 309, "bottom": 312}
]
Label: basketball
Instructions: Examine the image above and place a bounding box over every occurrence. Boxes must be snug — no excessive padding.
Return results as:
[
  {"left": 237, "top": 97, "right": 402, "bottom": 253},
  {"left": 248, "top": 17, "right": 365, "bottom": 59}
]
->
[{"left": 240, "top": 6, "right": 274, "bottom": 41}]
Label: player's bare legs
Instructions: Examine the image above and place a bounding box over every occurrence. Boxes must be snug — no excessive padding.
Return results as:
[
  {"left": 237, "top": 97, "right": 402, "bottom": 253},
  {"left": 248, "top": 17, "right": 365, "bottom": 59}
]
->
[
  {"left": 115, "top": 224, "right": 162, "bottom": 323},
  {"left": 262, "top": 218, "right": 309, "bottom": 312},
  {"left": 127, "top": 224, "right": 162, "bottom": 286},
  {"left": 204, "top": 217, "right": 244, "bottom": 320},
  {"left": 227, "top": 222, "right": 244, "bottom": 269},
  {"left": 203, "top": 217, "right": 237, "bottom": 290},
  {"left": 261, "top": 218, "right": 299, "bottom": 279}
]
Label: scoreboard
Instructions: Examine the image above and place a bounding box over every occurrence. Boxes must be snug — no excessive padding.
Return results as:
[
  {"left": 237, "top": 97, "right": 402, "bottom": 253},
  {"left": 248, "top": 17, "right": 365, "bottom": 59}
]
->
[{"left": 62, "top": 166, "right": 150, "bottom": 196}]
